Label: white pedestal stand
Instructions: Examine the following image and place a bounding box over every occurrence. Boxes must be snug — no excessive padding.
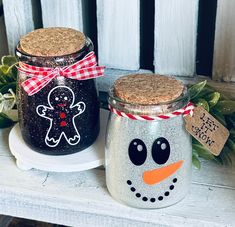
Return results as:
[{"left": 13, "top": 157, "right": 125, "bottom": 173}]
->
[{"left": 9, "top": 109, "right": 108, "bottom": 172}]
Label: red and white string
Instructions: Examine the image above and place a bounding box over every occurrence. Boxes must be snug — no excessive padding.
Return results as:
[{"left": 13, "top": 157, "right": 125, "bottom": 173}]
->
[{"left": 109, "top": 102, "right": 194, "bottom": 121}]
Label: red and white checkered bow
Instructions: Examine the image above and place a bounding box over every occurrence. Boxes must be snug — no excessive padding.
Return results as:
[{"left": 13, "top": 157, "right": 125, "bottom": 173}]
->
[{"left": 18, "top": 51, "right": 105, "bottom": 96}]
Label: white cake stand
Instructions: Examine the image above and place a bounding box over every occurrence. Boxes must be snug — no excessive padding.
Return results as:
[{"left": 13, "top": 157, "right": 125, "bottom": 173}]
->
[{"left": 9, "top": 109, "right": 108, "bottom": 172}]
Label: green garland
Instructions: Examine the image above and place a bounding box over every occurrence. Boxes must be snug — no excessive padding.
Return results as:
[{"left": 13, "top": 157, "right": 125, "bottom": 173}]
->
[
  {"left": 189, "top": 81, "right": 235, "bottom": 169},
  {"left": 0, "top": 55, "right": 235, "bottom": 169},
  {"left": 0, "top": 55, "right": 17, "bottom": 127}
]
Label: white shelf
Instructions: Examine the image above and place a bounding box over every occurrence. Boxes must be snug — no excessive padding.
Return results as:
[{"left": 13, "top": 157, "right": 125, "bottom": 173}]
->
[{"left": 0, "top": 124, "right": 235, "bottom": 226}]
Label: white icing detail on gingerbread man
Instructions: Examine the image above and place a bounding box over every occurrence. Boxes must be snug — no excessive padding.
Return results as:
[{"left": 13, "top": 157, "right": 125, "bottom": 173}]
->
[{"left": 36, "top": 86, "right": 86, "bottom": 147}]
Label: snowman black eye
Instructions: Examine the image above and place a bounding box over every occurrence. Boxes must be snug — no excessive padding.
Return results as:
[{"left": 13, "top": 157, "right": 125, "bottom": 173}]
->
[
  {"left": 152, "top": 137, "right": 170, "bottom": 165},
  {"left": 128, "top": 139, "right": 147, "bottom": 166},
  {"left": 55, "top": 97, "right": 59, "bottom": 101},
  {"left": 64, "top": 96, "right": 68, "bottom": 100}
]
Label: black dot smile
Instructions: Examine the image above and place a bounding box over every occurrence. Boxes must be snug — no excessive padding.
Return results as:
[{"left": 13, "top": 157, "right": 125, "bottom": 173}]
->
[{"left": 126, "top": 178, "right": 178, "bottom": 202}]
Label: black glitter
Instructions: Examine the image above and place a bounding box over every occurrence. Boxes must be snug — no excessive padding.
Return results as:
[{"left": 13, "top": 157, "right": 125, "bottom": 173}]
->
[
  {"left": 17, "top": 42, "right": 100, "bottom": 155},
  {"left": 164, "top": 191, "right": 170, "bottom": 196},
  {"left": 158, "top": 196, "right": 163, "bottom": 201},
  {"left": 150, "top": 198, "right": 156, "bottom": 203},
  {"left": 130, "top": 187, "right": 136, "bottom": 192},
  {"left": 127, "top": 180, "right": 132, "bottom": 185},
  {"left": 136, "top": 193, "right": 141, "bottom": 198},
  {"left": 170, "top": 185, "right": 174, "bottom": 190},
  {"left": 142, "top": 197, "right": 148, "bottom": 201},
  {"left": 173, "top": 178, "right": 177, "bottom": 183}
]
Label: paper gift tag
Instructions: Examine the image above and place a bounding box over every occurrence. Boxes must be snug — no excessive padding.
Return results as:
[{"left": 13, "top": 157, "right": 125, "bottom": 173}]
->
[{"left": 184, "top": 106, "right": 229, "bottom": 156}]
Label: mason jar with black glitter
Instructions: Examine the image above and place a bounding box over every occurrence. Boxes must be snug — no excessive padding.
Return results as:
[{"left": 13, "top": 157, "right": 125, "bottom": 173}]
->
[
  {"left": 106, "top": 74, "right": 193, "bottom": 208},
  {"left": 16, "top": 28, "right": 104, "bottom": 155}
]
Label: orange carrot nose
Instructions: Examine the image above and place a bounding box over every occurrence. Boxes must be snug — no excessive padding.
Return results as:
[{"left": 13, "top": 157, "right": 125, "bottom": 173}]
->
[{"left": 143, "top": 160, "right": 183, "bottom": 185}]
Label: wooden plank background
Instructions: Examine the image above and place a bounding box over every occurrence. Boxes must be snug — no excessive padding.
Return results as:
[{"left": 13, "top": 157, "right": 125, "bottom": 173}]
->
[
  {"left": 154, "top": 0, "right": 198, "bottom": 77},
  {"left": 213, "top": 0, "right": 235, "bottom": 82},
  {"left": 0, "top": 0, "right": 235, "bottom": 84}
]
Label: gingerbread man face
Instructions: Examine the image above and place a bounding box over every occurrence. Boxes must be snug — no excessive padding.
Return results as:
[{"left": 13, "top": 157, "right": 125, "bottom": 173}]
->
[
  {"left": 36, "top": 86, "right": 86, "bottom": 148},
  {"left": 48, "top": 86, "right": 75, "bottom": 109}
]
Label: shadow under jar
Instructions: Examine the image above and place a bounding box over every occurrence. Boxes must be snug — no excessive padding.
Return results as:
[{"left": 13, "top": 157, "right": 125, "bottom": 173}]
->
[
  {"left": 16, "top": 28, "right": 100, "bottom": 155},
  {"left": 106, "top": 74, "right": 192, "bottom": 208}
]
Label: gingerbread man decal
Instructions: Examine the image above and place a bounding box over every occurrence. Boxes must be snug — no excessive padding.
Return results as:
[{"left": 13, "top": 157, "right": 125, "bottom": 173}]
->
[{"left": 36, "top": 86, "right": 86, "bottom": 147}]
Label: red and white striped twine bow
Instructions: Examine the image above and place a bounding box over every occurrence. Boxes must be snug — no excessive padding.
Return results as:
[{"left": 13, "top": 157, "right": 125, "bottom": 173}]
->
[
  {"left": 109, "top": 102, "right": 194, "bottom": 121},
  {"left": 18, "top": 51, "right": 105, "bottom": 96}
]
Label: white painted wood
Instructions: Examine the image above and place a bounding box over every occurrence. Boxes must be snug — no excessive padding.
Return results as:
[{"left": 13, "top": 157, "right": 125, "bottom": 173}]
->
[
  {"left": 213, "top": 1, "right": 235, "bottom": 82},
  {"left": 97, "top": 68, "right": 152, "bottom": 91},
  {"left": 154, "top": 0, "right": 199, "bottom": 76},
  {"left": 2, "top": 0, "right": 35, "bottom": 54},
  {"left": 0, "top": 152, "right": 234, "bottom": 226},
  {"left": 0, "top": 16, "right": 8, "bottom": 57},
  {"left": 41, "top": 0, "right": 84, "bottom": 31},
  {"left": 0, "top": 126, "right": 12, "bottom": 157},
  {"left": 97, "top": 0, "right": 140, "bottom": 70},
  {"left": 0, "top": 124, "right": 235, "bottom": 225}
]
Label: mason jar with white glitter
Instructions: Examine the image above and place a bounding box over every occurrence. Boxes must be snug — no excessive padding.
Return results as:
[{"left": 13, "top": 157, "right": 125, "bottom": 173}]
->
[{"left": 105, "top": 74, "right": 194, "bottom": 208}]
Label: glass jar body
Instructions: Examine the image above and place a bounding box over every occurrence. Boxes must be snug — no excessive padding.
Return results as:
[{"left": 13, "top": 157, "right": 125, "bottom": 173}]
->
[
  {"left": 16, "top": 38, "right": 100, "bottom": 155},
  {"left": 106, "top": 113, "right": 192, "bottom": 208},
  {"left": 105, "top": 90, "right": 192, "bottom": 208}
]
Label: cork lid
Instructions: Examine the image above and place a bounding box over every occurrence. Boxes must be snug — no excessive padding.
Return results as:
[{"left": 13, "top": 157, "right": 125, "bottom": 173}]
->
[
  {"left": 20, "top": 27, "right": 86, "bottom": 57},
  {"left": 114, "top": 74, "right": 184, "bottom": 105}
]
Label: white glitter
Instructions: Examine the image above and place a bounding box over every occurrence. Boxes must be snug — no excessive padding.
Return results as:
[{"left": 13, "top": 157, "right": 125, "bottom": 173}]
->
[{"left": 105, "top": 113, "right": 192, "bottom": 209}]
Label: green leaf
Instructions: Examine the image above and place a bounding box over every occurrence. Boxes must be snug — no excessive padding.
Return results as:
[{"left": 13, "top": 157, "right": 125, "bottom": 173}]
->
[
  {"left": 205, "top": 92, "right": 220, "bottom": 108},
  {"left": 10, "top": 66, "right": 18, "bottom": 80},
  {"left": 192, "top": 153, "right": 201, "bottom": 169},
  {"left": 210, "top": 109, "right": 227, "bottom": 126},
  {"left": 0, "top": 82, "right": 17, "bottom": 94},
  {"left": 195, "top": 98, "right": 210, "bottom": 112},
  {"left": 188, "top": 80, "right": 207, "bottom": 100},
  {"left": 194, "top": 85, "right": 215, "bottom": 100},
  {"left": 0, "top": 65, "right": 14, "bottom": 84},
  {"left": 230, "top": 129, "right": 235, "bottom": 141},
  {"left": 0, "top": 65, "right": 9, "bottom": 74},
  {"left": 214, "top": 156, "right": 223, "bottom": 165},
  {"left": 225, "top": 114, "right": 235, "bottom": 129},
  {"left": 192, "top": 143, "right": 215, "bottom": 160},
  {"left": 214, "top": 101, "right": 235, "bottom": 115},
  {"left": 0, "top": 113, "right": 13, "bottom": 128},
  {"left": 226, "top": 139, "right": 235, "bottom": 152},
  {"left": 218, "top": 147, "right": 233, "bottom": 166},
  {"left": 1, "top": 55, "right": 18, "bottom": 67}
]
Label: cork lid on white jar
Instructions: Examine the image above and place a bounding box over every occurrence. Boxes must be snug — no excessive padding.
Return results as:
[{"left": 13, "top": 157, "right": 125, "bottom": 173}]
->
[
  {"left": 113, "top": 74, "right": 185, "bottom": 105},
  {"left": 19, "top": 27, "right": 86, "bottom": 57}
]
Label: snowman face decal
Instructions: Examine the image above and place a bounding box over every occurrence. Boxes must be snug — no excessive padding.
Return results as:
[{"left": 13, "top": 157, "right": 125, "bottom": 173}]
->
[
  {"left": 126, "top": 137, "right": 183, "bottom": 203},
  {"left": 36, "top": 86, "right": 86, "bottom": 147}
]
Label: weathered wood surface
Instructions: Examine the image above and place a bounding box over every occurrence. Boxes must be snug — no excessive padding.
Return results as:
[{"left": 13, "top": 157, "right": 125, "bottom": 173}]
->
[
  {"left": 154, "top": 0, "right": 199, "bottom": 76},
  {"left": 97, "top": 68, "right": 152, "bottom": 91},
  {"left": 213, "top": 0, "right": 235, "bottom": 82},
  {"left": 41, "top": 0, "right": 84, "bottom": 31},
  {"left": 0, "top": 125, "right": 235, "bottom": 226},
  {"left": 97, "top": 0, "right": 140, "bottom": 70},
  {"left": 2, "top": 0, "right": 35, "bottom": 54}
]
